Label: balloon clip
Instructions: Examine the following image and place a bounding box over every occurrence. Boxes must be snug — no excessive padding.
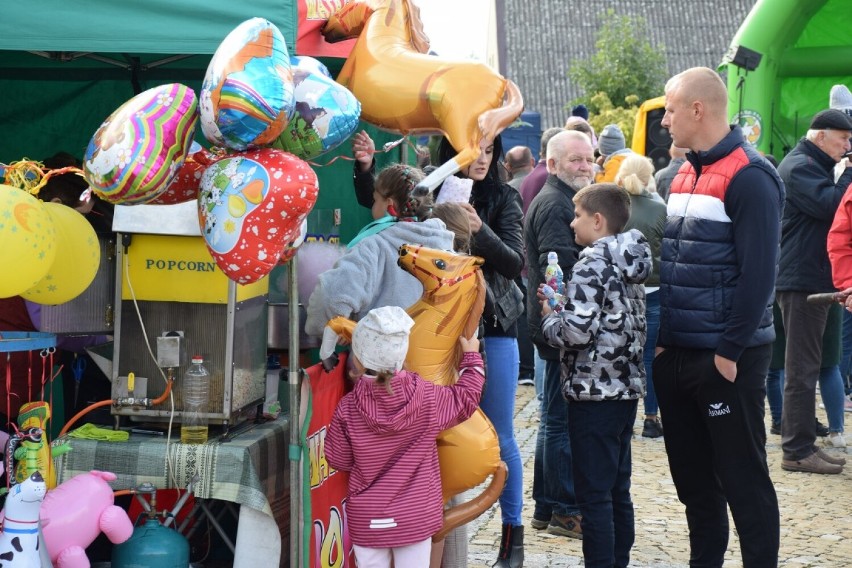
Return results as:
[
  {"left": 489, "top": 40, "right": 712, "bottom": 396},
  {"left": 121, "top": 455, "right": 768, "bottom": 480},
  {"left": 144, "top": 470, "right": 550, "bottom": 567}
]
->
[{"left": 382, "top": 137, "right": 406, "bottom": 152}]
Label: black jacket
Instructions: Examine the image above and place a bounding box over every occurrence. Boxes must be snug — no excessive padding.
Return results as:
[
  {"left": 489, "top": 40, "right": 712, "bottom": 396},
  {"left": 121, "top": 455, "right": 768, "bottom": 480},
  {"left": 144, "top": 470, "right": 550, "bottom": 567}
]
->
[
  {"left": 777, "top": 138, "right": 852, "bottom": 293},
  {"left": 465, "top": 178, "right": 525, "bottom": 337},
  {"left": 523, "top": 174, "right": 584, "bottom": 360}
]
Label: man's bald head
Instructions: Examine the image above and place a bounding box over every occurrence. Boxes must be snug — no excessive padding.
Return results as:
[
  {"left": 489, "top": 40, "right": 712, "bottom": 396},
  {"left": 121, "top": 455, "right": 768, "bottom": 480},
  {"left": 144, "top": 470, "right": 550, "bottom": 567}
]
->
[
  {"left": 665, "top": 67, "right": 728, "bottom": 121},
  {"left": 662, "top": 67, "right": 732, "bottom": 151}
]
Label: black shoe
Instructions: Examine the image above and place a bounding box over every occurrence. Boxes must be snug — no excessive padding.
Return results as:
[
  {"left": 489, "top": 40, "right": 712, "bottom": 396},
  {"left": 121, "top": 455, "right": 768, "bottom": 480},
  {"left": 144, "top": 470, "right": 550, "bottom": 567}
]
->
[
  {"left": 816, "top": 419, "right": 830, "bottom": 437},
  {"left": 641, "top": 417, "right": 664, "bottom": 438},
  {"left": 517, "top": 375, "right": 535, "bottom": 386},
  {"left": 493, "top": 524, "right": 524, "bottom": 567},
  {"left": 770, "top": 421, "right": 781, "bottom": 435}
]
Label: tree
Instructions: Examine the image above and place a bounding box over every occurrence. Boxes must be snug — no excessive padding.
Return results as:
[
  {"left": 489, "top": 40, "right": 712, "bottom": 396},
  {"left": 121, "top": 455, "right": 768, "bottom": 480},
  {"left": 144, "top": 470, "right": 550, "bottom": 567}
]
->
[
  {"left": 568, "top": 10, "right": 667, "bottom": 115},
  {"left": 587, "top": 92, "right": 639, "bottom": 146}
]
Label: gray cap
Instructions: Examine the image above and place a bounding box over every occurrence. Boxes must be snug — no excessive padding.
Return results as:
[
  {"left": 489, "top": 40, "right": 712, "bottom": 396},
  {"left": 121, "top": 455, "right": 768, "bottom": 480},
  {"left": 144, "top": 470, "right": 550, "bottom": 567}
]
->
[{"left": 598, "top": 124, "right": 625, "bottom": 156}]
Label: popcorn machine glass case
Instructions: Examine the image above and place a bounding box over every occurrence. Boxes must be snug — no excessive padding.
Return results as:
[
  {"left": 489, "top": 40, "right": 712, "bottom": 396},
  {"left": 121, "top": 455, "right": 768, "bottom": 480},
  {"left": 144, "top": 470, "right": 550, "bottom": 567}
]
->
[{"left": 111, "top": 202, "right": 268, "bottom": 426}]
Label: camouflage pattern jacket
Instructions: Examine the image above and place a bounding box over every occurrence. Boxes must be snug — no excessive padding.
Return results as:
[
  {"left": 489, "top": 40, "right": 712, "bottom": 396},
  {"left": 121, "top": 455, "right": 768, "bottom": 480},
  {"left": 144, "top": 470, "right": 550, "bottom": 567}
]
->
[{"left": 542, "top": 229, "right": 651, "bottom": 402}]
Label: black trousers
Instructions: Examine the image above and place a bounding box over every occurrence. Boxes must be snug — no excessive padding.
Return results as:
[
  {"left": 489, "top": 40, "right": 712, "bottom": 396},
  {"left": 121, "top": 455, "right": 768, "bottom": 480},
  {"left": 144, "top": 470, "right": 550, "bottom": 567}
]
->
[{"left": 653, "top": 345, "right": 779, "bottom": 568}]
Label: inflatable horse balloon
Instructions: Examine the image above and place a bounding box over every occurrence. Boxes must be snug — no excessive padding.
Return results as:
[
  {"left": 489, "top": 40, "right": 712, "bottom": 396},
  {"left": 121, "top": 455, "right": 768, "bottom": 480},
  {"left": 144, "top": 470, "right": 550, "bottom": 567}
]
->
[
  {"left": 322, "top": 0, "right": 524, "bottom": 191},
  {"left": 324, "top": 245, "right": 506, "bottom": 541}
]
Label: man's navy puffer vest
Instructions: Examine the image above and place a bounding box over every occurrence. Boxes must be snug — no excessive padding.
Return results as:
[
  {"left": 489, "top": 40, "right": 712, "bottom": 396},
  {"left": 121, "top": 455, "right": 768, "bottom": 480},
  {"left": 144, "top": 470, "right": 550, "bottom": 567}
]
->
[{"left": 658, "top": 143, "right": 775, "bottom": 350}]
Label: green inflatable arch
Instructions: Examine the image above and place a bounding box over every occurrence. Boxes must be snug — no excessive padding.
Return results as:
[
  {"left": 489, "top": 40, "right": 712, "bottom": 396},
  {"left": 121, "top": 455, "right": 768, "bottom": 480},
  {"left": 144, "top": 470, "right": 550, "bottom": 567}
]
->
[{"left": 723, "top": 0, "right": 852, "bottom": 158}]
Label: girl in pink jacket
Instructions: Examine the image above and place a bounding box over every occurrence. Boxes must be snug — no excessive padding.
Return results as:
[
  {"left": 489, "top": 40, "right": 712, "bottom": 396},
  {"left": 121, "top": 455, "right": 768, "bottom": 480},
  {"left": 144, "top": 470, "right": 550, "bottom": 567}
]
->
[{"left": 326, "top": 305, "right": 484, "bottom": 567}]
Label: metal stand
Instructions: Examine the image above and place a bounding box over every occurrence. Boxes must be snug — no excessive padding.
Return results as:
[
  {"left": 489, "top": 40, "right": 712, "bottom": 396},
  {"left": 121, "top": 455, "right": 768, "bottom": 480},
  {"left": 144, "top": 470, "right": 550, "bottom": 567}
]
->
[{"left": 288, "top": 256, "right": 302, "bottom": 568}]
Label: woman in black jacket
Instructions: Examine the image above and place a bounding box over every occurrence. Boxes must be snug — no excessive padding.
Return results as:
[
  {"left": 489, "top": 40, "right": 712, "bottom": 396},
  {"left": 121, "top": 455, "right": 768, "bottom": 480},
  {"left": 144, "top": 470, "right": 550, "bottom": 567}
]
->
[{"left": 437, "top": 134, "right": 526, "bottom": 567}]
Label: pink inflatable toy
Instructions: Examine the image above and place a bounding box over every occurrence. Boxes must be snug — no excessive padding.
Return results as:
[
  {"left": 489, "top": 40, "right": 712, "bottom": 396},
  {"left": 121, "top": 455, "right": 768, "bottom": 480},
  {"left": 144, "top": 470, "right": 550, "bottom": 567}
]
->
[{"left": 41, "top": 470, "right": 134, "bottom": 568}]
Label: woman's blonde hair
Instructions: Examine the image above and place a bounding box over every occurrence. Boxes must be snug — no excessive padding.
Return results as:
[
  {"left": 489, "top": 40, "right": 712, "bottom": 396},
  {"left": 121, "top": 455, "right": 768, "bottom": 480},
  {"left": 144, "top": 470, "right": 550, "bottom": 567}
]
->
[
  {"left": 615, "top": 154, "right": 655, "bottom": 195},
  {"left": 431, "top": 202, "right": 472, "bottom": 253}
]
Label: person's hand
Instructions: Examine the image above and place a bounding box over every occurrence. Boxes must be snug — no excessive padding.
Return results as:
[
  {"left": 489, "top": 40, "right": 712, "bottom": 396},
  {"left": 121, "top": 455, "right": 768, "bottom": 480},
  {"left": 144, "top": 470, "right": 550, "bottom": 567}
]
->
[
  {"left": 714, "top": 354, "right": 737, "bottom": 383},
  {"left": 654, "top": 346, "right": 665, "bottom": 357},
  {"left": 459, "top": 202, "right": 482, "bottom": 233},
  {"left": 836, "top": 287, "right": 852, "bottom": 311},
  {"left": 352, "top": 130, "right": 375, "bottom": 173},
  {"left": 536, "top": 284, "right": 553, "bottom": 316},
  {"left": 459, "top": 333, "right": 480, "bottom": 353}
]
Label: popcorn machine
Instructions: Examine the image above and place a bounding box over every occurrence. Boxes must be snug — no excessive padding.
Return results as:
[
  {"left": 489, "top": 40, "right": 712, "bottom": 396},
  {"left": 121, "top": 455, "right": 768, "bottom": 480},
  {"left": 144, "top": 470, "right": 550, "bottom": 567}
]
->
[{"left": 111, "top": 201, "right": 268, "bottom": 427}]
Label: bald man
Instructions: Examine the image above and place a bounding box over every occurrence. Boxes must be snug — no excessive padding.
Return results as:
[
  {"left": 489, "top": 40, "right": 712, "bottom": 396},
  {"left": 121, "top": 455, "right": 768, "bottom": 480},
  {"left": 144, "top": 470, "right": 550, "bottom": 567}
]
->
[
  {"left": 654, "top": 67, "right": 782, "bottom": 567},
  {"left": 504, "top": 145, "right": 535, "bottom": 190}
]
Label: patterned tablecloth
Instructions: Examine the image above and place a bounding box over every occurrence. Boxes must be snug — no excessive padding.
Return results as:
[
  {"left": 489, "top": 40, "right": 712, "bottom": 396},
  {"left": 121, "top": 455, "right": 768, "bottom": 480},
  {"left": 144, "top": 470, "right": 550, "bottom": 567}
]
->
[{"left": 54, "top": 415, "right": 290, "bottom": 517}]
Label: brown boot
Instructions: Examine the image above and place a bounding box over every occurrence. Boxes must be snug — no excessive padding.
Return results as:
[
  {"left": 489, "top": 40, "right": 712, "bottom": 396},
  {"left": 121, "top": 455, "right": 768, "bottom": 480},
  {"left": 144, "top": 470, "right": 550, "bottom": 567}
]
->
[{"left": 781, "top": 451, "right": 843, "bottom": 474}]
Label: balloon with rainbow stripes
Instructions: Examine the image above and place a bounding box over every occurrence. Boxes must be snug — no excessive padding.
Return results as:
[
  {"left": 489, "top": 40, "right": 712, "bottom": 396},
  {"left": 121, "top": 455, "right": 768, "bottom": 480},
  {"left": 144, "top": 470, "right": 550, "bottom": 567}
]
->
[
  {"left": 82, "top": 83, "right": 198, "bottom": 205},
  {"left": 200, "top": 18, "right": 296, "bottom": 152}
]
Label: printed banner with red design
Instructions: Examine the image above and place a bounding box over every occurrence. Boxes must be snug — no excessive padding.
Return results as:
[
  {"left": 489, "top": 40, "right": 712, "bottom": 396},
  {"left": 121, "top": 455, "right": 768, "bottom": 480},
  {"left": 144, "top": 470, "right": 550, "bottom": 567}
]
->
[
  {"left": 305, "top": 353, "right": 356, "bottom": 567},
  {"left": 296, "top": 0, "right": 357, "bottom": 58}
]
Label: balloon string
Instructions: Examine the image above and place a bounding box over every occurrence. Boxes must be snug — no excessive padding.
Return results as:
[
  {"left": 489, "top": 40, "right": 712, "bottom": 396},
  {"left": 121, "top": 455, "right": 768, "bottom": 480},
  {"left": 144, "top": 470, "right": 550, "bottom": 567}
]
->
[
  {"left": 0, "top": 160, "right": 85, "bottom": 196},
  {"left": 306, "top": 136, "right": 420, "bottom": 168}
]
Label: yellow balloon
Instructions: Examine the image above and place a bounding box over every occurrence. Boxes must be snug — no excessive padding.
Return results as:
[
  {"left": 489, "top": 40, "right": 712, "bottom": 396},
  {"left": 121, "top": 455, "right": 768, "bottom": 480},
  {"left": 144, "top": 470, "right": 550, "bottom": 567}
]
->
[
  {"left": 0, "top": 185, "right": 56, "bottom": 298},
  {"left": 21, "top": 202, "right": 100, "bottom": 305}
]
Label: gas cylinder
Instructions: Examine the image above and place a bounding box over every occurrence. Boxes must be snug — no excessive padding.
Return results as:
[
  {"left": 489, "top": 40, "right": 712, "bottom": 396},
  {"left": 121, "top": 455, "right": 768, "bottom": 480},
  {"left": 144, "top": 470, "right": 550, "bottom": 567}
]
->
[{"left": 111, "top": 518, "right": 190, "bottom": 568}]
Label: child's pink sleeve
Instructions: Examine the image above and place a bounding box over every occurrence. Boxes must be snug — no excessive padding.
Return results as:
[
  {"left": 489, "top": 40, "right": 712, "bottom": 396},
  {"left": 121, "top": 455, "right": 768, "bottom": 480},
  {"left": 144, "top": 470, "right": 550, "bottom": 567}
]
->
[
  {"left": 433, "top": 352, "right": 485, "bottom": 430},
  {"left": 326, "top": 403, "right": 354, "bottom": 472}
]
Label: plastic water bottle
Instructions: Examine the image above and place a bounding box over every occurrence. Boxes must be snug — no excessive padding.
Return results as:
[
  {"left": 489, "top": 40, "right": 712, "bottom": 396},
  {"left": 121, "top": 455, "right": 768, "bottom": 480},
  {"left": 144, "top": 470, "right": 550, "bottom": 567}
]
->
[
  {"left": 544, "top": 252, "right": 566, "bottom": 311},
  {"left": 181, "top": 355, "right": 210, "bottom": 444}
]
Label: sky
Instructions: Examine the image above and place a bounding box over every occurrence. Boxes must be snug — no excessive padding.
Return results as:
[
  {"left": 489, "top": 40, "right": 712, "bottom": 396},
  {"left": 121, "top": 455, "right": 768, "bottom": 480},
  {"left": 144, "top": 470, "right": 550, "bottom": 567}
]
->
[{"left": 414, "top": 0, "right": 490, "bottom": 61}]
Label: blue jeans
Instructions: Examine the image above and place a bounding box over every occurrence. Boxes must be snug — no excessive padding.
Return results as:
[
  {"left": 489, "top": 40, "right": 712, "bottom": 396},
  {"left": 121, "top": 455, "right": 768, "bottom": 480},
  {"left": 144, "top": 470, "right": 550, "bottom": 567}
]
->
[
  {"left": 764, "top": 367, "right": 845, "bottom": 433},
  {"left": 643, "top": 291, "right": 660, "bottom": 416},
  {"left": 532, "top": 358, "right": 579, "bottom": 519},
  {"left": 534, "top": 347, "right": 545, "bottom": 402},
  {"left": 842, "top": 310, "right": 852, "bottom": 395},
  {"left": 480, "top": 336, "right": 523, "bottom": 525},
  {"left": 569, "top": 399, "right": 638, "bottom": 568},
  {"left": 766, "top": 368, "right": 783, "bottom": 425}
]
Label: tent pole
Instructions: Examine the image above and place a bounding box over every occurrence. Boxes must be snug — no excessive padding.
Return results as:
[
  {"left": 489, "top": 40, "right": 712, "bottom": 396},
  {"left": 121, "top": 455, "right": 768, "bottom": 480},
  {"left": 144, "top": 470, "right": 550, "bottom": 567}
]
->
[{"left": 288, "top": 256, "right": 301, "bottom": 568}]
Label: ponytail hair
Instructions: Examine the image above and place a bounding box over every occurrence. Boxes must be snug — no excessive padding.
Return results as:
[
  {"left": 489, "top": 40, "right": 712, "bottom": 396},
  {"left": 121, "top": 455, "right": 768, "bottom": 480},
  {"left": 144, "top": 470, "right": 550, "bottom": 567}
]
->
[
  {"left": 614, "top": 154, "right": 655, "bottom": 196},
  {"left": 375, "top": 164, "right": 432, "bottom": 219}
]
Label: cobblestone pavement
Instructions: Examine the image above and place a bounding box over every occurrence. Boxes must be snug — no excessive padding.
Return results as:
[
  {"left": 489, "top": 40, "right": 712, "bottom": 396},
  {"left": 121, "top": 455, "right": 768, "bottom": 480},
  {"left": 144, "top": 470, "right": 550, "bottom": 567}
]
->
[{"left": 465, "top": 385, "right": 852, "bottom": 567}]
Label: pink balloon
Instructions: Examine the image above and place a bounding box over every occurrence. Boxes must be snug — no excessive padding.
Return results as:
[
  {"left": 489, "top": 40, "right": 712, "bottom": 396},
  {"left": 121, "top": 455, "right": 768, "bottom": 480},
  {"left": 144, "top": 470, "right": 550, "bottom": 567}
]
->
[{"left": 41, "top": 470, "right": 134, "bottom": 564}]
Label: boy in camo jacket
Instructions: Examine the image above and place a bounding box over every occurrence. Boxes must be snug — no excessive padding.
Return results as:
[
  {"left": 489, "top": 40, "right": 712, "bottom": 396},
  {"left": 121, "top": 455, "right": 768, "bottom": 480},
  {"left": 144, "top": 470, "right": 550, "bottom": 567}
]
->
[{"left": 539, "top": 182, "right": 651, "bottom": 567}]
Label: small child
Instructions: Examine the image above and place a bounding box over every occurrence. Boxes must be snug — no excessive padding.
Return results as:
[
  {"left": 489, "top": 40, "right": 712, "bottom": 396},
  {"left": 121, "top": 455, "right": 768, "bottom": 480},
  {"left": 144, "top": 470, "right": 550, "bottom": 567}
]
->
[
  {"left": 325, "top": 305, "right": 484, "bottom": 568},
  {"left": 539, "top": 183, "right": 651, "bottom": 567}
]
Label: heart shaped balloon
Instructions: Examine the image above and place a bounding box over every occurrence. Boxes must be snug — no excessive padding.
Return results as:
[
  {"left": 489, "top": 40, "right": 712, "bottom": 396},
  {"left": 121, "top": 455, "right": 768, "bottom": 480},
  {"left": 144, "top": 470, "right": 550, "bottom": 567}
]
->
[
  {"left": 83, "top": 83, "right": 198, "bottom": 205},
  {"left": 198, "top": 148, "right": 319, "bottom": 284},
  {"left": 272, "top": 56, "right": 361, "bottom": 160},
  {"left": 200, "top": 18, "right": 296, "bottom": 151},
  {"left": 149, "top": 144, "right": 216, "bottom": 205}
]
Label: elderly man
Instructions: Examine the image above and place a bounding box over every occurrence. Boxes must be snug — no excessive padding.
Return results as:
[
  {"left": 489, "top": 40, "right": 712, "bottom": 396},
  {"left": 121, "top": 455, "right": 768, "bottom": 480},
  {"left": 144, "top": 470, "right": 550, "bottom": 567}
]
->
[
  {"left": 776, "top": 108, "right": 852, "bottom": 474},
  {"left": 524, "top": 129, "right": 595, "bottom": 540},
  {"left": 655, "top": 67, "right": 783, "bottom": 567}
]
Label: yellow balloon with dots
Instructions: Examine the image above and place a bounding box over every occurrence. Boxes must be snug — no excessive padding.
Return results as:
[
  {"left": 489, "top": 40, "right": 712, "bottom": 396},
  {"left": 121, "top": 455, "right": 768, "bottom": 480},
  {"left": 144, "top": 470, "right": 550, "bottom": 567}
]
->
[
  {"left": 0, "top": 185, "right": 56, "bottom": 298},
  {"left": 21, "top": 202, "right": 100, "bottom": 305}
]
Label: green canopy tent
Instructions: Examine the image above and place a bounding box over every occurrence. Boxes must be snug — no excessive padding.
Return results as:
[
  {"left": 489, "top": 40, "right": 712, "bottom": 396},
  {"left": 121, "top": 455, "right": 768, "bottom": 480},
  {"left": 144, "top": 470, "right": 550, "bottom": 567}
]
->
[
  {"left": 0, "top": 0, "right": 400, "bottom": 240},
  {"left": 722, "top": 0, "right": 852, "bottom": 158}
]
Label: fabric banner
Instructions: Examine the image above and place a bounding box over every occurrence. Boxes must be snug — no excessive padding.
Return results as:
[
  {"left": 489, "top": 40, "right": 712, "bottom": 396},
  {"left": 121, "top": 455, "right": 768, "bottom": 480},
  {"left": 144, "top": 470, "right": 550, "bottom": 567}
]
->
[
  {"left": 303, "top": 353, "right": 356, "bottom": 567},
  {"left": 296, "top": 0, "right": 357, "bottom": 58}
]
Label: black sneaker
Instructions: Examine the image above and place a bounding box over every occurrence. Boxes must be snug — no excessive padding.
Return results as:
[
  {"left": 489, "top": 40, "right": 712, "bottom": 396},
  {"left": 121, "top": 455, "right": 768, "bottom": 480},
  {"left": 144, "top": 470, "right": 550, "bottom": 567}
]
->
[
  {"left": 641, "top": 418, "right": 664, "bottom": 438},
  {"left": 816, "top": 419, "right": 830, "bottom": 437},
  {"left": 518, "top": 375, "right": 535, "bottom": 386},
  {"left": 770, "top": 421, "right": 781, "bottom": 435},
  {"left": 530, "top": 514, "right": 550, "bottom": 530}
]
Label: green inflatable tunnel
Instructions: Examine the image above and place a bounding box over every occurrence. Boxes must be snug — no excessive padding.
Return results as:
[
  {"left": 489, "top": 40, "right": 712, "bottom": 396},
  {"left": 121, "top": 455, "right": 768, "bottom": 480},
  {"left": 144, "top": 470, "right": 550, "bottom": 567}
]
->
[{"left": 722, "top": 0, "right": 852, "bottom": 159}]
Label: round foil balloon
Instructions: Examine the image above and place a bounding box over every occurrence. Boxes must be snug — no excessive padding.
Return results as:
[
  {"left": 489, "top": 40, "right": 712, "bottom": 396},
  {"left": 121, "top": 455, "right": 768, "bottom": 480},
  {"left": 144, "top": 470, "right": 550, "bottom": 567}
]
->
[
  {"left": 198, "top": 148, "right": 318, "bottom": 284},
  {"left": 271, "top": 56, "right": 361, "bottom": 160},
  {"left": 21, "top": 203, "right": 100, "bottom": 305},
  {"left": 0, "top": 186, "right": 56, "bottom": 298},
  {"left": 149, "top": 144, "right": 216, "bottom": 205},
  {"left": 83, "top": 83, "right": 198, "bottom": 205},
  {"left": 200, "top": 18, "right": 295, "bottom": 151}
]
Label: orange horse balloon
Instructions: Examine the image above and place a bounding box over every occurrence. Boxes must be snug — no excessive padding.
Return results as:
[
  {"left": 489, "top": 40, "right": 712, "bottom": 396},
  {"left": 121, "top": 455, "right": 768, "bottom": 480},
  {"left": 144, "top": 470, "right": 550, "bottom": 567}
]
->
[
  {"left": 324, "top": 244, "right": 506, "bottom": 541},
  {"left": 322, "top": 0, "right": 524, "bottom": 191}
]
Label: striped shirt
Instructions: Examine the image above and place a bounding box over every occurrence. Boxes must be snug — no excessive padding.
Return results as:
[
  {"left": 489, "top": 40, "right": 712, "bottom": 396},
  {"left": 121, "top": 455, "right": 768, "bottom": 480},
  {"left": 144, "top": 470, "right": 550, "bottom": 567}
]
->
[{"left": 326, "top": 352, "right": 485, "bottom": 547}]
